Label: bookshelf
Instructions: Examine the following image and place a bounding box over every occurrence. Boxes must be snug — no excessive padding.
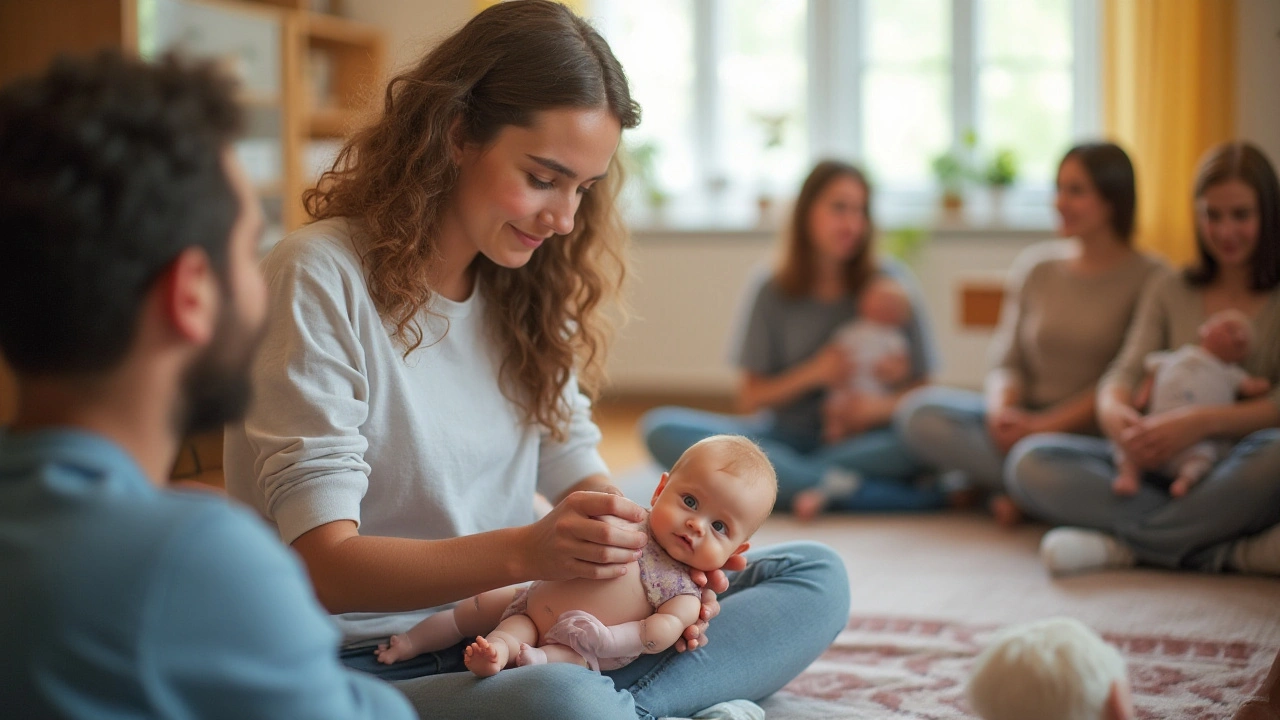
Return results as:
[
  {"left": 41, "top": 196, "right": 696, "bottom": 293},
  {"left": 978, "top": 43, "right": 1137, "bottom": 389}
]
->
[{"left": 0, "top": 0, "right": 385, "bottom": 481}]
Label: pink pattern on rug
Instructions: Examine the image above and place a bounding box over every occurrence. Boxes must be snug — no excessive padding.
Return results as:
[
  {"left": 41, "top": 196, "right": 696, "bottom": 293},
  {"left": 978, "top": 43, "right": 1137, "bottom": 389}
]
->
[{"left": 775, "top": 615, "right": 1275, "bottom": 719}]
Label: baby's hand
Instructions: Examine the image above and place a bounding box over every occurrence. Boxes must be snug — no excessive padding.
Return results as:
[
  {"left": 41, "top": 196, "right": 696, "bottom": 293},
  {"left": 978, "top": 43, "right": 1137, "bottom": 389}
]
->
[
  {"left": 873, "top": 352, "right": 910, "bottom": 387},
  {"left": 1240, "top": 376, "right": 1272, "bottom": 398}
]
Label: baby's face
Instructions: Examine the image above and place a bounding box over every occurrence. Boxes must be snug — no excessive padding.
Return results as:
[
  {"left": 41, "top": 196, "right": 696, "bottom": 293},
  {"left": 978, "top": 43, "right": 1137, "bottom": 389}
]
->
[
  {"left": 1200, "top": 315, "right": 1250, "bottom": 364},
  {"left": 862, "top": 286, "right": 910, "bottom": 326},
  {"left": 648, "top": 452, "right": 767, "bottom": 572}
]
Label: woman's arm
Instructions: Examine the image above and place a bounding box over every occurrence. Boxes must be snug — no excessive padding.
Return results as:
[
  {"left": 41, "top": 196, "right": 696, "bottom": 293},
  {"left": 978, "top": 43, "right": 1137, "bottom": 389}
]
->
[
  {"left": 737, "top": 347, "right": 846, "bottom": 414},
  {"left": 291, "top": 489, "right": 649, "bottom": 614},
  {"left": 1124, "top": 398, "right": 1280, "bottom": 469},
  {"left": 1031, "top": 387, "right": 1099, "bottom": 435}
]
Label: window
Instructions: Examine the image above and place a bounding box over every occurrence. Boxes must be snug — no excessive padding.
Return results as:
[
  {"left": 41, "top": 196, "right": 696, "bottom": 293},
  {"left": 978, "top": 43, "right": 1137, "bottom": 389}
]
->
[{"left": 591, "top": 0, "right": 1098, "bottom": 227}]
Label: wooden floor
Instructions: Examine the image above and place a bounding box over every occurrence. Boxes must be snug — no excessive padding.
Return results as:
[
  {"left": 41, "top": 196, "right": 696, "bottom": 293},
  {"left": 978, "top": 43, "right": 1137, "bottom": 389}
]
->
[{"left": 593, "top": 393, "right": 735, "bottom": 472}]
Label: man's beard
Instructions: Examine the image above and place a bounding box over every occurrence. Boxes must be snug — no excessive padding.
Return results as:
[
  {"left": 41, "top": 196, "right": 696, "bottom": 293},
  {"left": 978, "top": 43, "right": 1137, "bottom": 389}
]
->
[{"left": 176, "top": 300, "right": 264, "bottom": 437}]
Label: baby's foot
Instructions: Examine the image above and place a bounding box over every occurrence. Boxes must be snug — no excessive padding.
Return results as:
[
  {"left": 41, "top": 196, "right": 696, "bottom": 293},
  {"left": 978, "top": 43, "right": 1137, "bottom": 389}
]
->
[
  {"left": 792, "top": 489, "right": 829, "bottom": 522},
  {"left": 516, "top": 643, "right": 547, "bottom": 667},
  {"left": 464, "top": 636, "right": 507, "bottom": 677},
  {"left": 1111, "top": 472, "right": 1140, "bottom": 496},
  {"left": 989, "top": 494, "right": 1024, "bottom": 528},
  {"left": 374, "top": 634, "right": 416, "bottom": 665},
  {"left": 1169, "top": 475, "right": 1194, "bottom": 498}
]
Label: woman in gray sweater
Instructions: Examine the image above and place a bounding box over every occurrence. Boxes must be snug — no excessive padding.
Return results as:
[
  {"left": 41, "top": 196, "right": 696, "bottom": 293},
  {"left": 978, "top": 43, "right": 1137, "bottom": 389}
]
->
[{"left": 1007, "top": 141, "right": 1280, "bottom": 576}]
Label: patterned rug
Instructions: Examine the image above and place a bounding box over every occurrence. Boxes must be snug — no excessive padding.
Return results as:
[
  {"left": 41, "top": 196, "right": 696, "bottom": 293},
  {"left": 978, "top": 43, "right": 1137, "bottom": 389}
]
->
[{"left": 762, "top": 615, "right": 1277, "bottom": 719}]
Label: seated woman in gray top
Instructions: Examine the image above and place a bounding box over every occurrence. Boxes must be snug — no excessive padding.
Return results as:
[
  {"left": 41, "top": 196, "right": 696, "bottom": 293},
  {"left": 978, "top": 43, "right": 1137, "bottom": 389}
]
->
[
  {"left": 642, "top": 160, "right": 948, "bottom": 513},
  {"left": 895, "top": 143, "right": 1166, "bottom": 525},
  {"left": 1007, "top": 141, "right": 1280, "bottom": 577}
]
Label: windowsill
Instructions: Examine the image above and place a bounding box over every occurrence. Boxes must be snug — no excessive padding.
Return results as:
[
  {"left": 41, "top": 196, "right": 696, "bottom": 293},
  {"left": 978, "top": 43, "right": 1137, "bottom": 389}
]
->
[{"left": 629, "top": 203, "right": 1058, "bottom": 240}]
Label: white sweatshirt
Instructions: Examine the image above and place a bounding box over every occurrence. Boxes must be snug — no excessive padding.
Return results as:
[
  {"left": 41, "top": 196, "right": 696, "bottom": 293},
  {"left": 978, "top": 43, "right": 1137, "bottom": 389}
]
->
[{"left": 223, "top": 218, "right": 608, "bottom": 645}]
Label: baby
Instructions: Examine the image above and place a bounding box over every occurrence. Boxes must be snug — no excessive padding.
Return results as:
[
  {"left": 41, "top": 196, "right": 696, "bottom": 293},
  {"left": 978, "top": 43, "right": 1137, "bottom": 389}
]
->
[
  {"left": 1112, "top": 309, "right": 1270, "bottom": 497},
  {"left": 821, "top": 276, "right": 913, "bottom": 443},
  {"left": 968, "top": 617, "right": 1134, "bottom": 720},
  {"left": 374, "top": 434, "right": 778, "bottom": 677}
]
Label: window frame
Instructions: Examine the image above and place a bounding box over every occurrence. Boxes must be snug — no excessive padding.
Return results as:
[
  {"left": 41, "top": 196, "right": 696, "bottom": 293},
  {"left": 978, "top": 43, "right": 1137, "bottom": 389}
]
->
[{"left": 598, "top": 0, "right": 1101, "bottom": 225}]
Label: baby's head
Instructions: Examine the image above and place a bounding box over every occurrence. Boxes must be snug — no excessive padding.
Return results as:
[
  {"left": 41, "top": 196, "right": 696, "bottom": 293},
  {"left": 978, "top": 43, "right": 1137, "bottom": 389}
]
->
[
  {"left": 1199, "top": 308, "right": 1254, "bottom": 364},
  {"left": 968, "top": 617, "right": 1133, "bottom": 720},
  {"left": 860, "top": 277, "right": 911, "bottom": 327},
  {"left": 649, "top": 435, "right": 778, "bottom": 572}
]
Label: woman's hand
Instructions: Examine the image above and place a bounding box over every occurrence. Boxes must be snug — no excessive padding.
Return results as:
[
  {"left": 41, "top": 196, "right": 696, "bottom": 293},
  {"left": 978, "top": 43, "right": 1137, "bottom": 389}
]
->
[
  {"left": 826, "top": 392, "right": 896, "bottom": 442},
  {"left": 805, "top": 344, "right": 855, "bottom": 389},
  {"left": 873, "top": 352, "right": 911, "bottom": 388},
  {"left": 1099, "top": 399, "right": 1143, "bottom": 446},
  {"left": 986, "top": 407, "right": 1045, "bottom": 454},
  {"left": 676, "top": 553, "right": 749, "bottom": 651},
  {"left": 1121, "top": 406, "right": 1208, "bottom": 469},
  {"left": 517, "top": 491, "right": 648, "bottom": 582}
]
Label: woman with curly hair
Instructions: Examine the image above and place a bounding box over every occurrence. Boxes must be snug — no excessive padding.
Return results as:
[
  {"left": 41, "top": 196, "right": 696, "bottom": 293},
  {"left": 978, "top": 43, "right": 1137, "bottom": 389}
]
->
[{"left": 223, "top": 2, "right": 849, "bottom": 717}]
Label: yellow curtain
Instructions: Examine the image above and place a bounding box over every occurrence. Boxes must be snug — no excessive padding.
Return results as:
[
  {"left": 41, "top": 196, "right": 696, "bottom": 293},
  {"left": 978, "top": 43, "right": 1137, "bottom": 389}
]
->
[{"left": 1103, "top": 0, "right": 1236, "bottom": 266}]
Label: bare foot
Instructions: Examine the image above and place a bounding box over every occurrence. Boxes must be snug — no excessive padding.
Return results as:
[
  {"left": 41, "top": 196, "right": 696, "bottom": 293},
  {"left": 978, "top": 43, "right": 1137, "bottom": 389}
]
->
[
  {"left": 1112, "top": 472, "right": 1140, "bottom": 496},
  {"left": 793, "top": 489, "right": 828, "bottom": 521},
  {"left": 463, "top": 635, "right": 507, "bottom": 677},
  {"left": 516, "top": 643, "right": 547, "bottom": 667},
  {"left": 1169, "top": 475, "right": 1193, "bottom": 498},
  {"left": 989, "top": 494, "right": 1024, "bottom": 528},
  {"left": 374, "top": 633, "right": 417, "bottom": 665}
]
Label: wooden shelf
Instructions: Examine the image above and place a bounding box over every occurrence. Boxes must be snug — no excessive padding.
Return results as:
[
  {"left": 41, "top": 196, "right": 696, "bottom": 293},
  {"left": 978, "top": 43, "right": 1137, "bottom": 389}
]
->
[
  {"left": 305, "top": 12, "right": 380, "bottom": 48},
  {"left": 308, "top": 107, "right": 361, "bottom": 138},
  {"left": 235, "top": 89, "right": 281, "bottom": 108}
]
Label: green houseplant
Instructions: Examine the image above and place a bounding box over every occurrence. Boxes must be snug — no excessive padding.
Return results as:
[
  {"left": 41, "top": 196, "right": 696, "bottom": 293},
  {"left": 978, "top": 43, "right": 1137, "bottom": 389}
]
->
[
  {"left": 983, "top": 148, "right": 1018, "bottom": 219},
  {"left": 931, "top": 129, "right": 977, "bottom": 211}
]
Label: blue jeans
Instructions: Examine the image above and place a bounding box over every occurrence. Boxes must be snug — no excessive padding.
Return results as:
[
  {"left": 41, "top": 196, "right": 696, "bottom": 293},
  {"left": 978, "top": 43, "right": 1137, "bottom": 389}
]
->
[
  {"left": 894, "top": 387, "right": 1006, "bottom": 492},
  {"left": 641, "top": 406, "right": 943, "bottom": 512},
  {"left": 1005, "top": 429, "right": 1280, "bottom": 571},
  {"left": 342, "top": 542, "right": 850, "bottom": 720}
]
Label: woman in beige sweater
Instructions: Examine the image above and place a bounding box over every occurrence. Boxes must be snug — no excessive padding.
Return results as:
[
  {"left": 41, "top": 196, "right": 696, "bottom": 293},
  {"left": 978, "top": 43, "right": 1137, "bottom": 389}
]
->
[
  {"left": 895, "top": 143, "right": 1166, "bottom": 524},
  {"left": 1007, "top": 142, "right": 1280, "bottom": 576}
]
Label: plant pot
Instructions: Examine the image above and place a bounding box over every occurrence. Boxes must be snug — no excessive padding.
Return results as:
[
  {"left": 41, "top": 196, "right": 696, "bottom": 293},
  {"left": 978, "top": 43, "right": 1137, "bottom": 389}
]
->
[{"left": 941, "top": 191, "right": 964, "bottom": 211}]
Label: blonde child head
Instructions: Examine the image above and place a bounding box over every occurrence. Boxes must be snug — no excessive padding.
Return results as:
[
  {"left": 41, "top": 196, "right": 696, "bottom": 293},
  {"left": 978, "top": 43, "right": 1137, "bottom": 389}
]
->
[{"left": 967, "top": 617, "right": 1133, "bottom": 720}]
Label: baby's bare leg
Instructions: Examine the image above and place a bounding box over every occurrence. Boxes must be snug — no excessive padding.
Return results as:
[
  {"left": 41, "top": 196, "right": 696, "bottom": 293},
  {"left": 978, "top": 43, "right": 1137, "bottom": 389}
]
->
[
  {"left": 376, "top": 585, "right": 521, "bottom": 665},
  {"left": 1169, "top": 444, "right": 1217, "bottom": 498},
  {"left": 1112, "top": 450, "right": 1141, "bottom": 496},
  {"left": 464, "top": 614, "right": 538, "bottom": 678},
  {"left": 376, "top": 610, "right": 460, "bottom": 665},
  {"left": 516, "top": 642, "right": 591, "bottom": 669},
  {"left": 454, "top": 586, "right": 521, "bottom": 637}
]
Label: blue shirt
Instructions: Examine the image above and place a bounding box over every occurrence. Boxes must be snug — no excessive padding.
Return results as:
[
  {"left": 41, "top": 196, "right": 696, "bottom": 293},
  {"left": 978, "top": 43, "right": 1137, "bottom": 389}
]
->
[{"left": 0, "top": 429, "right": 414, "bottom": 719}]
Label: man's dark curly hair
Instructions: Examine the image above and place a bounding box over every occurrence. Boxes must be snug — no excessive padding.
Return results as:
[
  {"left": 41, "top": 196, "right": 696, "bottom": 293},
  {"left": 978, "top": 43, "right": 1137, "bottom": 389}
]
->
[{"left": 0, "top": 50, "right": 243, "bottom": 377}]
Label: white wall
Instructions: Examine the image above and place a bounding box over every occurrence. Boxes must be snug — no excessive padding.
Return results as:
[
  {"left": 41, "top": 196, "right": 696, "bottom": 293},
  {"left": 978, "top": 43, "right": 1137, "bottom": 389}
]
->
[
  {"left": 1237, "top": 0, "right": 1280, "bottom": 164},
  {"left": 608, "top": 227, "right": 1051, "bottom": 395}
]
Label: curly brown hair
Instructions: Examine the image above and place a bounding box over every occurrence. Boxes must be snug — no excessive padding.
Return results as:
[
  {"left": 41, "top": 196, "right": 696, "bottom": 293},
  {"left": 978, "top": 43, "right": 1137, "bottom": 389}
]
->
[
  {"left": 304, "top": 0, "right": 640, "bottom": 440},
  {"left": 776, "top": 160, "right": 876, "bottom": 298}
]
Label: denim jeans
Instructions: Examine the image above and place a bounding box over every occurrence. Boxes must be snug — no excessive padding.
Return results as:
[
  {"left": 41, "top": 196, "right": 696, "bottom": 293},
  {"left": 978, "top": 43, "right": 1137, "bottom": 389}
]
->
[
  {"left": 1005, "top": 429, "right": 1280, "bottom": 571},
  {"left": 341, "top": 542, "right": 851, "bottom": 720},
  {"left": 640, "top": 406, "right": 944, "bottom": 512},
  {"left": 893, "top": 387, "right": 1006, "bottom": 493}
]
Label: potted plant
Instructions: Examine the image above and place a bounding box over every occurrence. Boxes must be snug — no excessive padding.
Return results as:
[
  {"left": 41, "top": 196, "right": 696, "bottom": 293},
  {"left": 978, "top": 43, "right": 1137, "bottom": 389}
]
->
[
  {"left": 626, "top": 140, "right": 670, "bottom": 222},
  {"left": 983, "top": 148, "right": 1018, "bottom": 220},
  {"left": 931, "top": 129, "right": 977, "bottom": 213},
  {"left": 931, "top": 152, "right": 968, "bottom": 211}
]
